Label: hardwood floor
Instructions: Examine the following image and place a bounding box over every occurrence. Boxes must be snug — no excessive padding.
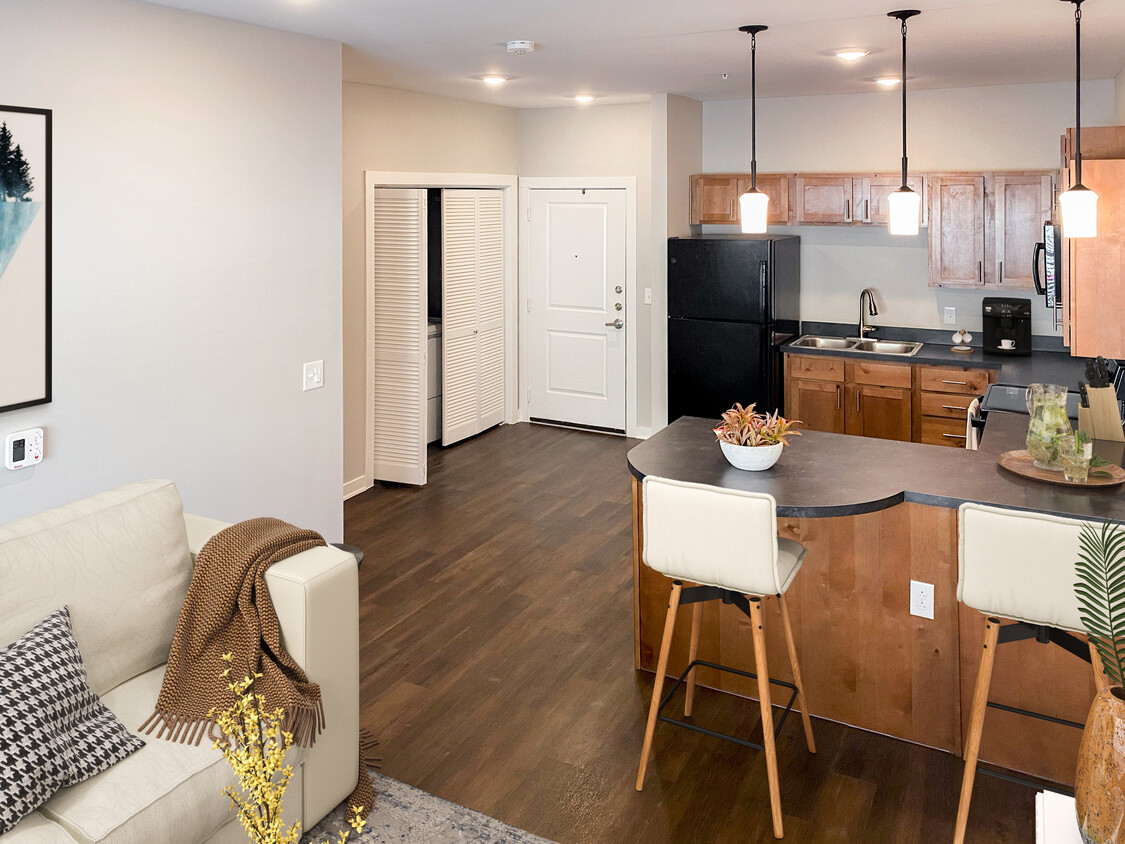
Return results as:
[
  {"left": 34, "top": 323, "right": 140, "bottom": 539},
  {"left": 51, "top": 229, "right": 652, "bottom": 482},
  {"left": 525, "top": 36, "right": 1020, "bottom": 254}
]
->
[{"left": 345, "top": 422, "right": 1036, "bottom": 843}]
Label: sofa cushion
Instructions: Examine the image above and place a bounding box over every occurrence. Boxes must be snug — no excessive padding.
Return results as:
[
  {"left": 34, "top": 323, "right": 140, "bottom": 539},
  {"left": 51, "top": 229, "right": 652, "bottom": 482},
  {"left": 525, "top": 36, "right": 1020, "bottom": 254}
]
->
[
  {"left": 0, "top": 480, "right": 193, "bottom": 696},
  {"left": 40, "top": 665, "right": 307, "bottom": 844},
  {"left": 0, "top": 609, "right": 145, "bottom": 836},
  {"left": 0, "top": 812, "right": 77, "bottom": 843}
]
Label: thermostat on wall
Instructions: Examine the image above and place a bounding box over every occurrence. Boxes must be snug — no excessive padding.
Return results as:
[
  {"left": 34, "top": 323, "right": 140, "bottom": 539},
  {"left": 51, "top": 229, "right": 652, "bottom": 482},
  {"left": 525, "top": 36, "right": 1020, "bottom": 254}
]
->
[{"left": 5, "top": 428, "right": 44, "bottom": 470}]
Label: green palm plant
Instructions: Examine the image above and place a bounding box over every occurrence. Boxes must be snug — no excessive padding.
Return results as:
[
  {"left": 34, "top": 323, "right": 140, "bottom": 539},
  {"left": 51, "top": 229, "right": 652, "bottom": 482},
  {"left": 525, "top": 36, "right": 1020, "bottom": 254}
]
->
[{"left": 1074, "top": 521, "right": 1125, "bottom": 687}]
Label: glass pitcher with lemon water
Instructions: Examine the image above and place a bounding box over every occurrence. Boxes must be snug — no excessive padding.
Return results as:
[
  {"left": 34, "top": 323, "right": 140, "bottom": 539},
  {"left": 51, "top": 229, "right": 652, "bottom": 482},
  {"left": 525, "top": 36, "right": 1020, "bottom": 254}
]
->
[{"left": 1025, "top": 383, "right": 1073, "bottom": 470}]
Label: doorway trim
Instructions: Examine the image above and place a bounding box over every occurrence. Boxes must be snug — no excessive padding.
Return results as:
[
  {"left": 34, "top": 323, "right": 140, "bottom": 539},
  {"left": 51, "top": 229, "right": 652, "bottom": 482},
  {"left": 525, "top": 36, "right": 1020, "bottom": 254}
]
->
[
  {"left": 360, "top": 171, "right": 519, "bottom": 496},
  {"left": 518, "top": 177, "right": 639, "bottom": 438}
]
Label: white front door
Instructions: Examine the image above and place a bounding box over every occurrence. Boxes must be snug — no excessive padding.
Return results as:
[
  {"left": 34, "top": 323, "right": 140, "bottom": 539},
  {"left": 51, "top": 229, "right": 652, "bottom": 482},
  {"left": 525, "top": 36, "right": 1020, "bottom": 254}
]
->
[{"left": 528, "top": 189, "right": 626, "bottom": 433}]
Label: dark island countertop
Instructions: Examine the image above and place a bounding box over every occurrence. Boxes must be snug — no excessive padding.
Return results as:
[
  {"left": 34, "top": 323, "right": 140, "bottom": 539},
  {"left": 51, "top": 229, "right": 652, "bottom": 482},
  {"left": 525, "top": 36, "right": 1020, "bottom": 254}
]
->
[{"left": 628, "top": 416, "right": 1125, "bottom": 522}]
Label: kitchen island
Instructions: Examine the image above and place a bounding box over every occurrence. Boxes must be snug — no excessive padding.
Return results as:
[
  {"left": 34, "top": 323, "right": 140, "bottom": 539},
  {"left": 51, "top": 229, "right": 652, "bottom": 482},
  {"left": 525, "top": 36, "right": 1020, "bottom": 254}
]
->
[{"left": 628, "top": 417, "right": 1125, "bottom": 786}]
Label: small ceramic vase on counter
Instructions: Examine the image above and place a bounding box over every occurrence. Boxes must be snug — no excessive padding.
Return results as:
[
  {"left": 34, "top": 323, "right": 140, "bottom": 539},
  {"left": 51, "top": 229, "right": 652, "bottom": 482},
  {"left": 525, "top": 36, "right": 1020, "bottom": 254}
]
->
[
  {"left": 719, "top": 441, "right": 783, "bottom": 471},
  {"left": 1075, "top": 686, "right": 1125, "bottom": 844}
]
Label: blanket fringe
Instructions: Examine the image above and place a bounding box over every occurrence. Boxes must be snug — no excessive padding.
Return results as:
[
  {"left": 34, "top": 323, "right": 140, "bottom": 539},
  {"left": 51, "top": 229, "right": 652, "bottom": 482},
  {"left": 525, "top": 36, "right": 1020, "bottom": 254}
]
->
[
  {"left": 140, "top": 699, "right": 325, "bottom": 749},
  {"left": 359, "top": 728, "right": 383, "bottom": 769}
]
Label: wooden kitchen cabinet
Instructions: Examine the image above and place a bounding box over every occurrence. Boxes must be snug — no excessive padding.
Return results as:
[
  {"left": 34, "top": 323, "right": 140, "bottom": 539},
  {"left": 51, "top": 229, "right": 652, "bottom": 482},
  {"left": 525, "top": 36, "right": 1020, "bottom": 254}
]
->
[
  {"left": 790, "top": 378, "right": 845, "bottom": 434},
  {"left": 914, "top": 363, "right": 994, "bottom": 448},
  {"left": 689, "top": 173, "right": 792, "bottom": 226},
  {"left": 786, "top": 355, "right": 911, "bottom": 440},
  {"left": 1067, "top": 158, "right": 1125, "bottom": 358},
  {"left": 846, "top": 384, "right": 912, "bottom": 441},
  {"left": 928, "top": 174, "right": 986, "bottom": 287},
  {"left": 794, "top": 175, "right": 855, "bottom": 224},
  {"left": 990, "top": 174, "right": 1054, "bottom": 288},
  {"left": 854, "top": 175, "right": 925, "bottom": 227}
]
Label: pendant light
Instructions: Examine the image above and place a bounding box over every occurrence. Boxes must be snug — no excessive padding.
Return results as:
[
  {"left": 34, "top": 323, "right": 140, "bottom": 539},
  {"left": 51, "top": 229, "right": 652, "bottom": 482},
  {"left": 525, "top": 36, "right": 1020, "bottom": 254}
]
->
[
  {"left": 1058, "top": 0, "right": 1098, "bottom": 238},
  {"left": 887, "top": 10, "right": 922, "bottom": 236},
  {"left": 738, "top": 25, "right": 770, "bottom": 234}
]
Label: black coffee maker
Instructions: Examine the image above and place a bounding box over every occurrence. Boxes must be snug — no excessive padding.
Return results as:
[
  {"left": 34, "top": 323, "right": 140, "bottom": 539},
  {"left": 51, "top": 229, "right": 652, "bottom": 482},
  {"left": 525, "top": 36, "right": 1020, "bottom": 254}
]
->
[{"left": 982, "top": 297, "right": 1032, "bottom": 356}]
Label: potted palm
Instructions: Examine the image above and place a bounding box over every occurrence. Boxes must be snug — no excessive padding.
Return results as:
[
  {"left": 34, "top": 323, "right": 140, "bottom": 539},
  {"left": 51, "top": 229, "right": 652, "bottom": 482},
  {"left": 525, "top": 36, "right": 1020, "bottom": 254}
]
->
[
  {"left": 713, "top": 403, "right": 801, "bottom": 471},
  {"left": 1074, "top": 521, "right": 1125, "bottom": 844}
]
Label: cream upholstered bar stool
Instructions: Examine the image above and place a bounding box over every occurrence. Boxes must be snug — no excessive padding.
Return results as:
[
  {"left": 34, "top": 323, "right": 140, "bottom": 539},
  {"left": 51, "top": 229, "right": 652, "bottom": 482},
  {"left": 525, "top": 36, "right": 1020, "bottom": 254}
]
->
[
  {"left": 635, "top": 476, "right": 816, "bottom": 840},
  {"left": 955, "top": 502, "right": 1110, "bottom": 844}
]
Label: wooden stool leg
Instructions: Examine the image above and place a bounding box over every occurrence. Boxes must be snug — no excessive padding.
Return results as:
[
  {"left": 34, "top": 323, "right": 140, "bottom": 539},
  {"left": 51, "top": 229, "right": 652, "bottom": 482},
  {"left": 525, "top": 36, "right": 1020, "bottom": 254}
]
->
[
  {"left": 636, "top": 581, "right": 683, "bottom": 792},
  {"left": 954, "top": 616, "right": 1001, "bottom": 844},
  {"left": 749, "top": 596, "right": 784, "bottom": 839},
  {"left": 684, "top": 601, "right": 703, "bottom": 717},
  {"left": 1090, "top": 640, "right": 1111, "bottom": 693},
  {"left": 778, "top": 594, "right": 816, "bottom": 754}
]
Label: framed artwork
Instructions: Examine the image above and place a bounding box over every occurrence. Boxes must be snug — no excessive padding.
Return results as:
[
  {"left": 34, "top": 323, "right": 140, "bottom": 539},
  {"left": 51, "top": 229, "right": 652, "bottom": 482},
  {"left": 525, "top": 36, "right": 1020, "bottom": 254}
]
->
[{"left": 0, "top": 104, "right": 51, "bottom": 413}]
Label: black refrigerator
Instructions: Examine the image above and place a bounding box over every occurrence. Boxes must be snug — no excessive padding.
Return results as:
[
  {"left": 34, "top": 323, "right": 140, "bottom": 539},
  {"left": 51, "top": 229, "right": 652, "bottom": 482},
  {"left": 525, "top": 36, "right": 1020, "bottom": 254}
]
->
[{"left": 668, "top": 235, "right": 800, "bottom": 423}]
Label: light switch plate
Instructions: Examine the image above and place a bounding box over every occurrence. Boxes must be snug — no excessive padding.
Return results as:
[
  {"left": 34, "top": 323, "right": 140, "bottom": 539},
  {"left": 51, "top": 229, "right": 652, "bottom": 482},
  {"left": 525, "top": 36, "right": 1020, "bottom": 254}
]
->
[
  {"left": 943, "top": 307, "right": 957, "bottom": 325},
  {"left": 910, "top": 580, "right": 935, "bottom": 620},
  {"left": 644, "top": 288, "right": 652, "bottom": 305},
  {"left": 303, "top": 360, "right": 324, "bottom": 392}
]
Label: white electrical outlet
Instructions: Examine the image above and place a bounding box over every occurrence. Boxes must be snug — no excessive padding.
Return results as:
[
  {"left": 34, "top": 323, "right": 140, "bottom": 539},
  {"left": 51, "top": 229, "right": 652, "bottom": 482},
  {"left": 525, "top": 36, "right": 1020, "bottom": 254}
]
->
[
  {"left": 644, "top": 288, "right": 652, "bottom": 305},
  {"left": 943, "top": 307, "right": 957, "bottom": 325},
  {"left": 303, "top": 360, "right": 324, "bottom": 392},
  {"left": 910, "top": 580, "right": 935, "bottom": 620}
]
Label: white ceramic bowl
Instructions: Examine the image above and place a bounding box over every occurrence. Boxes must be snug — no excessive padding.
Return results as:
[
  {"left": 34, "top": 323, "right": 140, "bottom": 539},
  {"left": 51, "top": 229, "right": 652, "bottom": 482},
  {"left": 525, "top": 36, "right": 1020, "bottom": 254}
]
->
[{"left": 719, "top": 441, "right": 783, "bottom": 471}]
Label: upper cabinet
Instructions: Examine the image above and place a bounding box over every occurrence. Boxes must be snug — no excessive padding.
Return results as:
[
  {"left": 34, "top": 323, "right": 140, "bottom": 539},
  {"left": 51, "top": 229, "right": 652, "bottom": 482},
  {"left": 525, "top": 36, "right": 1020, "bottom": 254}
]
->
[
  {"left": 927, "top": 171, "right": 1054, "bottom": 289},
  {"left": 857, "top": 175, "right": 925, "bottom": 227},
  {"left": 794, "top": 175, "right": 855, "bottom": 224},
  {"left": 689, "top": 174, "right": 790, "bottom": 226}
]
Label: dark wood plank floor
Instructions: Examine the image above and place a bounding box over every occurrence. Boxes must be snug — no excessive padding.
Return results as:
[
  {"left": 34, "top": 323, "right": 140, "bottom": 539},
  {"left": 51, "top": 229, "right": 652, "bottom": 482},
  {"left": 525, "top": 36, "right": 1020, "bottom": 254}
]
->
[{"left": 345, "top": 422, "right": 1035, "bottom": 843}]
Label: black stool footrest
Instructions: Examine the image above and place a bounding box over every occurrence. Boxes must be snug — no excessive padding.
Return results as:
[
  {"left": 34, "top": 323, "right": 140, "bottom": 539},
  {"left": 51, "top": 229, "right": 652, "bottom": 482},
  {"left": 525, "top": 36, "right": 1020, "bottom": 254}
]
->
[{"left": 656, "top": 659, "right": 799, "bottom": 752}]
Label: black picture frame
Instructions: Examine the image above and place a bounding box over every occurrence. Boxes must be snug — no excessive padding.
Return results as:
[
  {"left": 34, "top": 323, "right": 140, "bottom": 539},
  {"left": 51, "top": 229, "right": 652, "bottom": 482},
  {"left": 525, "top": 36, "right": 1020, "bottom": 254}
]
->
[{"left": 0, "top": 104, "right": 51, "bottom": 414}]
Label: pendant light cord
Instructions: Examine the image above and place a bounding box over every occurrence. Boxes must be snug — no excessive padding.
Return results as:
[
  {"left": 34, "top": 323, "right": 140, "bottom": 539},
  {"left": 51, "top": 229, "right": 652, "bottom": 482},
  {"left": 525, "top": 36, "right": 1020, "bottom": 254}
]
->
[
  {"left": 751, "top": 32, "right": 758, "bottom": 191},
  {"left": 1074, "top": 0, "right": 1083, "bottom": 186},
  {"left": 900, "top": 17, "right": 909, "bottom": 188}
]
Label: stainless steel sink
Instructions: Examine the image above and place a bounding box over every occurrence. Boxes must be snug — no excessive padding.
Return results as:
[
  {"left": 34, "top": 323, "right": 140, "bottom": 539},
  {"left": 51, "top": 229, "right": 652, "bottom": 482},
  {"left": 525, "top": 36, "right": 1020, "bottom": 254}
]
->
[
  {"left": 851, "top": 339, "right": 923, "bottom": 356},
  {"left": 790, "top": 335, "right": 923, "bottom": 357},
  {"left": 790, "top": 336, "right": 857, "bottom": 351}
]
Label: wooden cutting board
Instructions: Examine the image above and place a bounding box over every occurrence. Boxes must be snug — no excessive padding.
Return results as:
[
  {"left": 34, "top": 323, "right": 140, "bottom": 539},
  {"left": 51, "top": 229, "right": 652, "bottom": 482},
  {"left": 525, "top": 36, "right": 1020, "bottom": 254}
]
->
[{"left": 997, "top": 450, "right": 1125, "bottom": 488}]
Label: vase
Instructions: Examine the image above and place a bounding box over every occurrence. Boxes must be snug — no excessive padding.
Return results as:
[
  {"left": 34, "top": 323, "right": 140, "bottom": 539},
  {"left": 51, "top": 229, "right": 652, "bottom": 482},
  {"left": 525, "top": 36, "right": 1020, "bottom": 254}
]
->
[
  {"left": 1075, "top": 686, "right": 1125, "bottom": 844},
  {"left": 719, "top": 441, "right": 783, "bottom": 471}
]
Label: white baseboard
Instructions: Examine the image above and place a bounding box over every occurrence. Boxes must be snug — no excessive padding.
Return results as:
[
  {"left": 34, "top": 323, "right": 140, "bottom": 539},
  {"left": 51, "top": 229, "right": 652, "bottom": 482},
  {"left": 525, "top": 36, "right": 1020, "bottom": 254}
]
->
[
  {"left": 630, "top": 426, "right": 653, "bottom": 440},
  {"left": 343, "top": 476, "right": 371, "bottom": 501}
]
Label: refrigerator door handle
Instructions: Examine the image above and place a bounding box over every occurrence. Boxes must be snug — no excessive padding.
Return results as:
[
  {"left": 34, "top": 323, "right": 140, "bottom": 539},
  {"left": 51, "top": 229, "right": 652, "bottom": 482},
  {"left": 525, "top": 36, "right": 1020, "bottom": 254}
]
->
[
  {"left": 759, "top": 261, "right": 769, "bottom": 321},
  {"left": 1032, "top": 241, "right": 1046, "bottom": 296}
]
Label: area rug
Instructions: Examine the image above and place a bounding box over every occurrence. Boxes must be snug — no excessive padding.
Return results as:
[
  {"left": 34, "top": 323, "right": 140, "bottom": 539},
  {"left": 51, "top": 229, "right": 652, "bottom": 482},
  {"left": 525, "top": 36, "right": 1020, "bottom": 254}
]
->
[{"left": 301, "top": 771, "right": 557, "bottom": 844}]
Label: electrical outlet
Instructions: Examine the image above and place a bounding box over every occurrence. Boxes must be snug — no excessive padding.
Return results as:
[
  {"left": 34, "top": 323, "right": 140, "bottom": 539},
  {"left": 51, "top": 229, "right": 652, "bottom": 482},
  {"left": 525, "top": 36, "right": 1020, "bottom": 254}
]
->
[
  {"left": 943, "top": 307, "right": 957, "bottom": 325},
  {"left": 644, "top": 288, "right": 652, "bottom": 305},
  {"left": 910, "top": 580, "right": 935, "bottom": 620},
  {"left": 303, "top": 360, "right": 324, "bottom": 392}
]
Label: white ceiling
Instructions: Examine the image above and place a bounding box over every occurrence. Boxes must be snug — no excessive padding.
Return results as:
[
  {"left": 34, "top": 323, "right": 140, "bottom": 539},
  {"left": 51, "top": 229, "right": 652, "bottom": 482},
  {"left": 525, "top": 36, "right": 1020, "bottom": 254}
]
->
[{"left": 141, "top": 0, "right": 1125, "bottom": 109}]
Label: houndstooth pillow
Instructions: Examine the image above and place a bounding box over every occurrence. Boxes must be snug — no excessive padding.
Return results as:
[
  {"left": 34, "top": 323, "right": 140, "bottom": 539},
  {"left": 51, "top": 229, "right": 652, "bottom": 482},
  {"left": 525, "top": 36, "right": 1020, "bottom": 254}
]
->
[{"left": 0, "top": 606, "right": 145, "bottom": 834}]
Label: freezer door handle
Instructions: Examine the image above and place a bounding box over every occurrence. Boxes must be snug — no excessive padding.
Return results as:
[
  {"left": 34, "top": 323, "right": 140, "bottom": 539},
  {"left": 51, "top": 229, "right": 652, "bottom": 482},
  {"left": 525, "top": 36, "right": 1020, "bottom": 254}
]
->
[{"left": 759, "top": 261, "right": 768, "bottom": 320}]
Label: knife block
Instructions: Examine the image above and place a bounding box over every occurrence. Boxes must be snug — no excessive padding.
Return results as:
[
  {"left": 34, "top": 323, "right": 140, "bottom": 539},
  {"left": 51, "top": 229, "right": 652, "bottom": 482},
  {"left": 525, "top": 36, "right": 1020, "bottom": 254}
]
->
[{"left": 1081, "top": 387, "right": 1125, "bottom": 443}]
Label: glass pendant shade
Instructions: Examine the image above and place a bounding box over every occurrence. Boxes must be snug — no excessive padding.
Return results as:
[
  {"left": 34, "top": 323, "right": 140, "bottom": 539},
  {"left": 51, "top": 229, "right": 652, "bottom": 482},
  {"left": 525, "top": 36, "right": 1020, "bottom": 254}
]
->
[
  {"left": 739, "top": 188, "right": 770, "bottom": 234},
  {"left": 887, "top": 187, "right": 922, "bottom": 236},
  {"left": 1059, "top": 184, "right": 1098, "bottom": 238}
]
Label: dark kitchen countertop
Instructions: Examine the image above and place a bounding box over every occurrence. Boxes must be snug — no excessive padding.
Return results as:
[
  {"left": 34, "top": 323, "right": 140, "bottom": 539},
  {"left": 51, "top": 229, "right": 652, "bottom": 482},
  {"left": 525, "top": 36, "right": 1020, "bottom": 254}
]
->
[{"left": 628, "top": 416, "right": 1125, "bottom": 522}]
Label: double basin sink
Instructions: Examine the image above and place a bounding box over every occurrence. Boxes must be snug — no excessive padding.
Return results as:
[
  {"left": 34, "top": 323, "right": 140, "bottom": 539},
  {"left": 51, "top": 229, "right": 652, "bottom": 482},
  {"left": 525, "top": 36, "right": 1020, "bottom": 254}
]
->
[{"left": 790, "top": 335, "right": 924, "bottom": 357}]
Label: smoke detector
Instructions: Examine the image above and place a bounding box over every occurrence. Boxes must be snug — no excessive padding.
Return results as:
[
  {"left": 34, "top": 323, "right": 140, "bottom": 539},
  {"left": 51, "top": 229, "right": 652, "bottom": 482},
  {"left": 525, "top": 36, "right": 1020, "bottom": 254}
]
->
[{"left": 506, "top": 40, "right": 535, "bottom": 55}]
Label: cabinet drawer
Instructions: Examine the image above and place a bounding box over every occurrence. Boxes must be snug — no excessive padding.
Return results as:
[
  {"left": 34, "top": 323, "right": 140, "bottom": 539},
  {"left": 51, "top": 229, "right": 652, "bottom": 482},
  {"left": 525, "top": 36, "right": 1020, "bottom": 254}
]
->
[
  {"left": 920, "top": 391, "right": 974, "bottom": 419},
  {"left": 846, "top": 360, "right": 912, "bottom": 388},
  {"left": 920, "top": 416, "right": 969, "bottom": 447},
  {"left": 788, "top": 355, "right": 844, "bottom": 382},
  {"left": 916, "top": 366, "right": 991, "bottom": 395}
]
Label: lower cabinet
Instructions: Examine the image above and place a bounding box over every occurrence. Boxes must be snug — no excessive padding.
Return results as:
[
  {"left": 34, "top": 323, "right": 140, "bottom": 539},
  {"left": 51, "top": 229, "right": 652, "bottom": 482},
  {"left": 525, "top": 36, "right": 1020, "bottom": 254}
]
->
[
  {"left": 846, "top": 384, "right": 912, "bottom": 441},
  {"left": 790, "top": 377, "right": 845, "bottom": 434}
]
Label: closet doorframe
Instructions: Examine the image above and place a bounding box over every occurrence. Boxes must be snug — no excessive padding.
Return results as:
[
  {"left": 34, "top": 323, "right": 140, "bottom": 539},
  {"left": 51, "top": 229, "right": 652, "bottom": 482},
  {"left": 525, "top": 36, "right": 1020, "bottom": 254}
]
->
[{"left": 364, "top": 172, "right": 518, "bottom": 490}]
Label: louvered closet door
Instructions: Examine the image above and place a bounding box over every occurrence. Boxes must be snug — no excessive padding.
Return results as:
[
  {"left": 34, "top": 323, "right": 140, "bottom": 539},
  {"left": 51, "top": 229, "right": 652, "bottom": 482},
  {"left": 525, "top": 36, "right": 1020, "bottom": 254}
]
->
[
  {"left": 442, "top": 189, "right": 505, "bottom": 446},
  {"left": 371, "top": 188, "right": 428, "bottom": 485}
]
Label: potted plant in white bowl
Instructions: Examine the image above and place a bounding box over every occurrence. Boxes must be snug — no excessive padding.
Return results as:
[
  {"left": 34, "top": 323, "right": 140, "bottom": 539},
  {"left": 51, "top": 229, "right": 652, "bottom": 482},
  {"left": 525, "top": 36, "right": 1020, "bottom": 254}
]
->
[{"left": 713, "top": 403, "right": 801, "bottom": 471}]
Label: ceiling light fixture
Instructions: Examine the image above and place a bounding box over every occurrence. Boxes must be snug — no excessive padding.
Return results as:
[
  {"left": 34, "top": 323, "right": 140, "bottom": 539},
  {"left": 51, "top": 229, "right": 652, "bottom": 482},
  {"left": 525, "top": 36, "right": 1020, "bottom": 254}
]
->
[
  {"left": 875, "top": 77, "right": 901, "bottom": 87},
  {"left": 835, "top": 49, "right": 870, "bottom": 62},
  {"left": 481, "top": 75, "right": 508, "bottom": 86},
  {"left": 1058, "top": 0, "right": 1097, "bottom": 238},
  {"left": 506, "top": 40, "right": 535, "bottom": 55},
  {"left": 887, "top": 10, "right": 922, "bottom": 236},
  {"left": 574, "top": 95, "right": 595, "bottom": 103},
  {"left": 738, "top": 24, "right": 770, "bottom": 234}
]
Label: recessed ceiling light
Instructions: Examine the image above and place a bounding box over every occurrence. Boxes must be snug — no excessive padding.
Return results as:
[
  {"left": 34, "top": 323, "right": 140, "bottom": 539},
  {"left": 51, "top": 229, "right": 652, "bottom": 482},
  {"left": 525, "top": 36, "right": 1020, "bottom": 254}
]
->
[
  {"left": 481, "top": 75, "right": 509, "bottom": 86},
  {"left": 574, "top": 95, "right": 595, "bottom": 103},
  {"left": 835, "top": 49, "right": 870, "bottom": 62},
  {"left": 876, "top": 77, "right": 901, "bottom": 87}
]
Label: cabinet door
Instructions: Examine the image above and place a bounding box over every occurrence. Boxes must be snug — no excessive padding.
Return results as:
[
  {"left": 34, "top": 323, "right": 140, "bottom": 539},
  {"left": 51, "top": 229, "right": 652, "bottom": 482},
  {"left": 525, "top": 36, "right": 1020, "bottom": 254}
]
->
[
  {"left": 991, "top": 174, "right": 1053, "bottom": 288},
  {"left": 740, "top": 174, "right": 791, "bottom": 224},
  {"left": 691, "top": 176, "right": 740, "bottom": 224},
  {"left": 928, "top": 175, "right": 986, "bottom": 287},
  {"left": 791, "top": 379, "right": 845, "bottom": 434},
  {"left": 846, "top": 384, "right": 912, "bottom": 441},
  {"left": 857, "top": 175, "right": 925, "bottom": 227},
  {"left": 1070, "top": 159, "right": 1125, "bottom": 358},
  {"left": 795, "top": 176, "right": 855, "bottom": 224}
]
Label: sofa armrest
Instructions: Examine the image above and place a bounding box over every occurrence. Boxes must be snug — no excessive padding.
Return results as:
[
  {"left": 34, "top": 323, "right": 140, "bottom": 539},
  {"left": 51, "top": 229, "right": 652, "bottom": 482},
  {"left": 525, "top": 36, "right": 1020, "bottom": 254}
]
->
[{"left": 181, "top": 513, "right": 360, "bottom": 828}]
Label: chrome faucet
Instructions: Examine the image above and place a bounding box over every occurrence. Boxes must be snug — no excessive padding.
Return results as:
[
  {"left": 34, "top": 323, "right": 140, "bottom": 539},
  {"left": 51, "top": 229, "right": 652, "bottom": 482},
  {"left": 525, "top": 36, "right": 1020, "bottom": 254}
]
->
[{"left": 859, "top": 288, "right": 879, "bottom": 338}]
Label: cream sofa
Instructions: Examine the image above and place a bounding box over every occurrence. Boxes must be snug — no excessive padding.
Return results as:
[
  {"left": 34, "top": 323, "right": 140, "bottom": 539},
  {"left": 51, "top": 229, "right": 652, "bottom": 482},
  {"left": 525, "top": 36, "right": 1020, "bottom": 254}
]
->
[{"left": 0, "top": 480, "right": 359, "bottom": 844}]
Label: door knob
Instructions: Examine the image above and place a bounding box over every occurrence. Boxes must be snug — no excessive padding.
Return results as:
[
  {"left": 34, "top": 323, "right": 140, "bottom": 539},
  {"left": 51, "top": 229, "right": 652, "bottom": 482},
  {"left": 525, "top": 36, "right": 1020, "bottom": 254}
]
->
[{"left": 604, "top": 319, "right": 623, "bottom": 329}]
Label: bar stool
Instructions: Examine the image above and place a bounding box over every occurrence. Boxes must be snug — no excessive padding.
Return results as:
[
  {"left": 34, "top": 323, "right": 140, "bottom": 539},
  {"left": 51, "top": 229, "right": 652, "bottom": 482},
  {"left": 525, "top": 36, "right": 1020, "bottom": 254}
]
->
[
  {"left": 955, "top": 503, "right": 1109, "bottom": 844},
  {"left": 635, "top": 476, "right": 816, "bottom": 840}
]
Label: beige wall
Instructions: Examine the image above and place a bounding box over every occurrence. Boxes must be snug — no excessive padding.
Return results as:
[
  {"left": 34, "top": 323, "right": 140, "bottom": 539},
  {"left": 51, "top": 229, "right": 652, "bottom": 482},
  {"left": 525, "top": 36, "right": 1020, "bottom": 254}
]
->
[
  {"left": 519, "top": 103, "right": 654, "bottom": 432},
  {"left": 1117, "top": 68, "right": 1125, "bottom": 124},
  {"left": 0, "top": 0, "right": 343, "bottom": 537},
  {"left": 702, "top": 80, "right": 1118, "bottom": 337},
  {"left": 650, "top": 95, "right": 702, "bottom": 430},
  {"left": 341, "top": 83, "right": 519, "bottom": 489}
]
